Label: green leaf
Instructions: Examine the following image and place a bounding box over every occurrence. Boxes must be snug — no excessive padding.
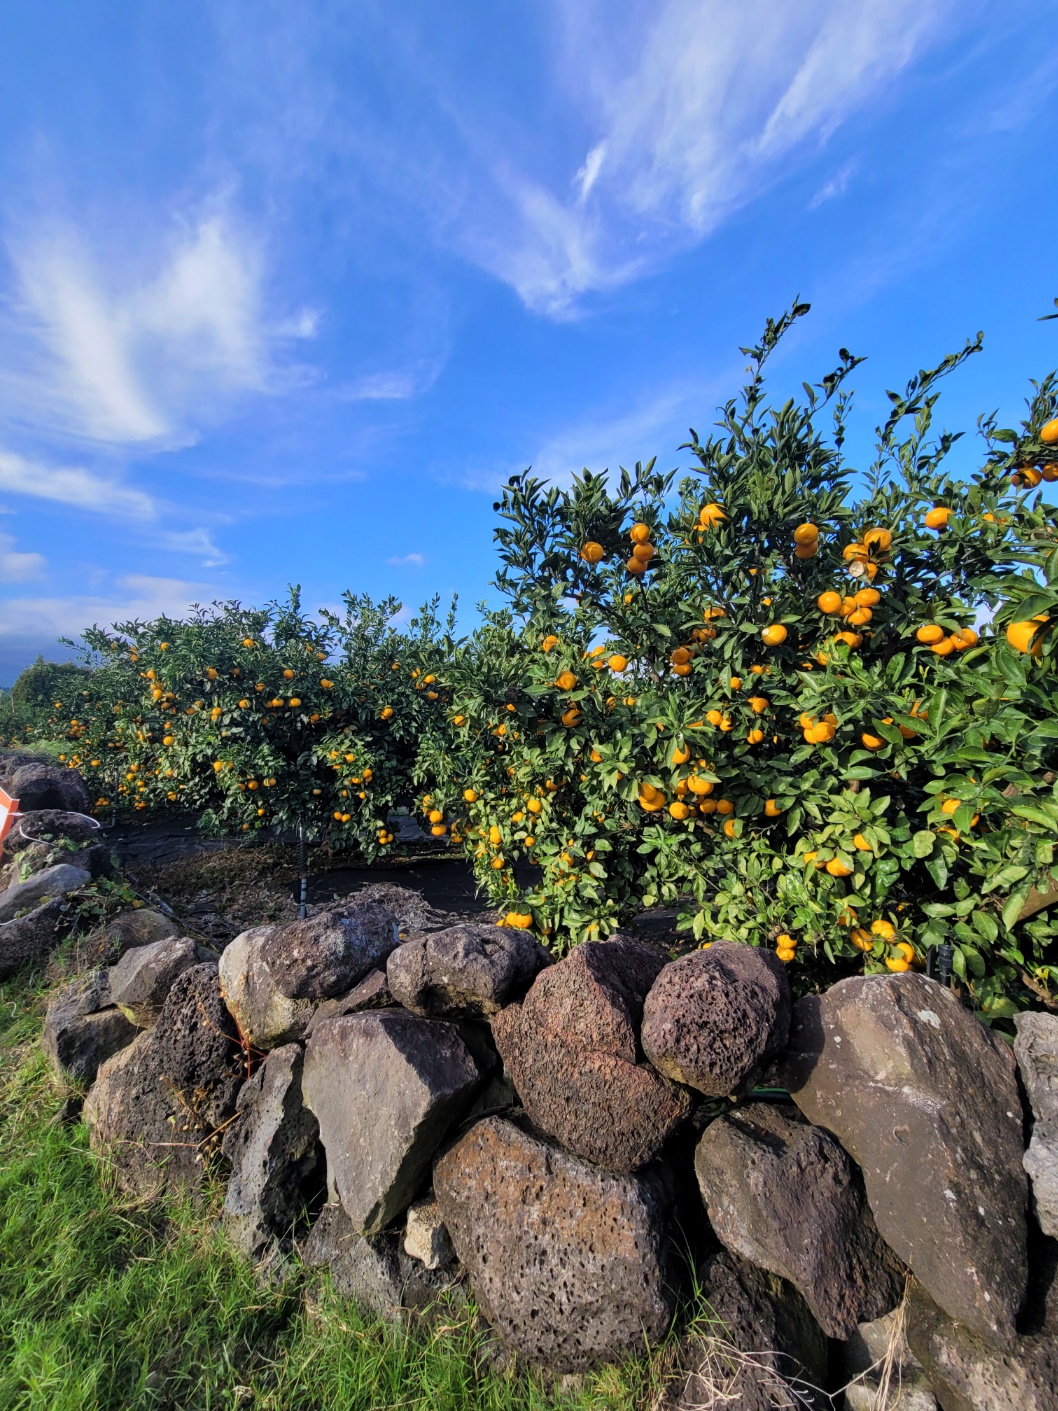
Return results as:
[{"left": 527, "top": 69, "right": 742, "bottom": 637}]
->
[
  {"left": 1002, "top": 887, "right": 1032, "bottom": 932},
  {"left": 912, "top": 830, "right": 935, "bottom": 859},
  {"left": 925, "top": 853, "right": 949, "bottom": 890}
]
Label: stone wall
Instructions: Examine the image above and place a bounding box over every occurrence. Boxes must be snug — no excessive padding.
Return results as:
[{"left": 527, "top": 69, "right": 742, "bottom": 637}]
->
[{"left": 40, "top": 888, "right": 1058, "bottom": 1410}]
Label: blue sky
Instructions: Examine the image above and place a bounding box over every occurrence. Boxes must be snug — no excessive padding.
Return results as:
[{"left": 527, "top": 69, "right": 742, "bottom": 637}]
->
[{"left": 0, "top": 0, "right": 1056, "bottom": 680}]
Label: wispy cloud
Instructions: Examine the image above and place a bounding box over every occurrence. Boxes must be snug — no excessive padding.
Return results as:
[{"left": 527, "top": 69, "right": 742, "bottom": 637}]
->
[
  {"left": 810, "top": 160, "right": 857, "bottom": 209},
  {"left": 0, "top": 531, "right": 45, "bottom": 583},
  {"left": 0, "top": 449, "right": 157, "bottom": 519},
  {"left": 0, "top": 213, "right": 317, "bottom": 451},
  {"left": 453, "top": 0, "right": 952, "bottom": 313},
  {"left": 387, "top": 552, "right": 425, "bottom": 567}
]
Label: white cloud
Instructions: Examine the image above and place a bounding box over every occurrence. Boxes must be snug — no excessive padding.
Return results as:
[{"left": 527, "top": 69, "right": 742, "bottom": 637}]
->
[
  {"left": 0, "top": 214, "right": 317, "bottom": 451},
  {"left": 455, "top": 0, "right": 952, "bottom": 313},
  {"left": 810, "top": 160, "right": 857, "bottom": 209},
  {"left": 387, "top": 552, "right": 425, "bottom": 567},
  {"left": 0, "top": 572, "right": 211, "bottom": 642},
  {"left": 0, "top": 448, "right": 157, "bottom": 519},
  {"left": 156, "top": 528, "right": 230, "bottom": 568},
  {"left": 0, "top": 532, "right": 45, "bottom": 582}
]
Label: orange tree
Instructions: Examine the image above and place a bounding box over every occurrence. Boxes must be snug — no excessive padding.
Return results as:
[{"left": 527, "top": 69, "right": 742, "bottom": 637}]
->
[
  {"left": 418, "top": 302, "right": 1058, "bottom": 1019},
  {"left": 46, "top": 589, "right": 454, "bottom": 859}
]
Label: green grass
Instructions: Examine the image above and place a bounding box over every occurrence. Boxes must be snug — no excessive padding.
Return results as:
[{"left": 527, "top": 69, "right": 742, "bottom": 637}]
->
[{"left": 0, "top": 973, "right": 665, "bottom": 1411}]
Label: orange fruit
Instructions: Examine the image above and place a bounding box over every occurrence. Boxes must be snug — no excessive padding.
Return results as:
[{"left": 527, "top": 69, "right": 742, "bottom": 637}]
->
[
  {"left": 699, "top": 503, "right": 727, "bottom": 526},
  {"left": 747, "top": 728, "right": 764, "bottom": 744},
  {"left": 817, "top": 591, "right": 842, "bottom": 614},
  {"left": 850, "top": 927, "right": 873, "bottom": 952},
  {"left": 940, "top": 798, "right": 959, "bottom": 815},
  {"left": 924, "top": 506, "right": 951, "bottom": 529},
  {"left": 542, "top": 635, "right": 559, "bottom": 652},
  {"left": 625, "top": 557, "right": 646, "bottom": 576},
  {"left": 916, "top": 624, "right": 945, "bottom": 644},
  {"left": 668, "top": 801, "right": 690, "bottom": 820},
  {"left": 853, "top": 833, "right": 871, "bottom": 851},
  {"left": 688, "top": 776, "right": 714, "bottom": 796},
  {"left": 861, "top": 733, "right": 884, "bottom": 750},
  {"left": 730, "top": 675, "right": 742, "bottom": 690},
  {"left": 748, "top": 696, "right": 768, "bottom": 714},
  {"left": 671, "top": 646, "right": 692, "bottom": 665},
  {"left": 1012, "top": 467, "right": 1043, "bottom": 489},
  {"left": 953, "top": 627, "right": 978, "bottom": 650},
  {"left": 1006, "top": 618, "right": 1048, "bottom": 655},
  {"left": 854, "top": 587, "right": 880, "bottom": 607},
  {"left": 556, "top": 670, "right": 577, "bottom": 691},
  {"left": 863, "top": 528, "right": 892, "bottom": 552},
  {"left": 715, "top": 798, "right": 735, "bottom": 816},
  {"left": 1043, "top": 465, "right": 1058, "bottom": 482},
  {"left": 885, "top": 956, "right": 911, "bottom": 972},
  {"left": 463, "top": 788, "right": 478, "bottom": 802},
  {"left": 793, "top": 523, "right": 819, "bottom": 545},
  {"left": 826, "top": 857, "right": 852, "bottom": 877},
  {"left": 931, "top": 637, "right": 957, "bottom": 656},
  {"left": 763, "top": 799, "right": 782, "bottom": 817},
  {"left": 894, "top": 941, "right": 915, "bottom": 962},
  {"left": 632, "top": 541, "right": 654, "bottom": 563},
  {"left": 630, "top": 522, "right": 651, "bottom": 544},
  {"left": 834, "top": 631, "right": 863, "bottom": 648},
  {"left": 794, "top": 543, "right": 818, "bottom": 559},
  {"left": 848, "top": 607, "right": 872, "bottom": 626},
  {"left": 722, "top": 818, "right": 736, "bottom": 838},
  {"left": 581, "top": 541, "right": 605, "bottom": 563},
  {"left": 843, "top": 542, "right": 868, "bottom": 561},
  {"left": 706, "top": 708, "right": 723, "bottom": 726},
  {"left": 609, "top": 654, "right": 628, "bottom": 672},
  {"left": 671, "top": 744, "right": 690, "bottom": 765},
  {"left": 761, "top": 624, "right": 788, "bottom": 646},
  {"left": 1041, "top": 418, "right": 1058, "bottom": 444},
  {"left": 561, "top": 707, "right": 581, "bottom": 726},
  {"left": 776, "top": 947, "right": 797, "bottom": 962}
]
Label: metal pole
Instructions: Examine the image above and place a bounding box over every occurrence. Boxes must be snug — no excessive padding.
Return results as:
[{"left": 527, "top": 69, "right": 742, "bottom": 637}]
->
[{"left": 298, "top": 818, "right": 308, "bottom": 919}]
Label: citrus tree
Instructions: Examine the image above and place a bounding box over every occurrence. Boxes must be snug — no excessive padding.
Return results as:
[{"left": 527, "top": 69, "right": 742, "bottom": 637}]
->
[
  {"left": 418, "top": 302, "right": 1058, "bottom": 1019},
  {"left": 45, "top": 590, "right": 455, "bottom": 859}
]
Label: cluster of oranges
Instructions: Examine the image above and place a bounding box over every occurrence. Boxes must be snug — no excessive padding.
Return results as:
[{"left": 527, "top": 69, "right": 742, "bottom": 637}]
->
[
  {"left": 775, "top": 932, "right": 798, "bottom": 963},
  {"left": 625, "top": 522, "right": 655, "bottom": 577},
  {"left": 1010, "top": 418, "right": 1058, "bottom": 486},
  {"left": 915, "top": 623, "right": 979, "bottom": 656},
  {"left": 791, "top": 522, "right": 820, "bottom": 559},
  {"left": 848, "top": 918, "right": 916, "bottom": 972}
]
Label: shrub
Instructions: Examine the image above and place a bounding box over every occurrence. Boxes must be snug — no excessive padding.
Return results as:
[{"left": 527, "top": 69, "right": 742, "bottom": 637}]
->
[
  {"left": 418, "top": 303, "right": 1058, "bottom": 1019},
  {"left": 43, "top": 590, "right": 454, "bottom": 859}
]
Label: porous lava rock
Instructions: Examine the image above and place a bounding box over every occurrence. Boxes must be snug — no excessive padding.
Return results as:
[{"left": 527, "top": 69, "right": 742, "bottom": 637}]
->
[
  {"left": 42, "top": 968, "right": 136, "bottom": 1083},
  {"left": 263, "top": 900, "right": 400, "bottom": 1001},
  {"left": 907, "top": 1245, "right": 1058, "bottom": 1411},
  {"left": 694, "top": 1101, "right": 905, "bottom": 1338},
  {"left": 109, "top": 935, "right": 201, "bottom": 1027},
  {"left": 0, "top": 896, "right": 72, "bottom": 978},
  {"left": 305, "top": 967, "right": 393, "bottom": 1037},
  {"left": 491, "top": 937, "right": 692, "bottom": 1172},
  {"left": 221, "top": 1043, "right": 322, "bottom": 1260},
  {"left": 300, "top": 1203, "right": 462, "bottom": 1318},
  {"left": 8, "top": 761, "right": 90, "bottom": 815},
  {"left": 779, "top": 973, "right": 1027, "bottom": 1347},
  {"left": 302, "top": 1010, "right": 486, "bottom": 1233},
  {"left": 3, "top": 809, "right": 101, "bottom": 852},
  {"left": 404, "top": 1195, "right": 455, "bottom": 1270},
  {"left": 0, "top": 861, "right": 91, "bottom": 925},
  {"left": 219, "top": 925, "right": 315, "bottom": 1050},
  {"left": 433, "top": 1114, "right": 678, "bottom": 1372},
  {"left": 1015, "top": 1013, "right": 1058, "bottom": 1239},
  {"left": 839, "top": 1307, "right": 938, "bottom": 1411},
  {"left": 84, "top": 962, "right": 244, "bottom": 1195},
  {"left": 387, "top": 922, "right": 550, "bottom": 1018},
  {"left": 92, "top": 908, "right": 179, "bottom": 965},
  {"left": 662, "top": 1250, "right": 828, "bottom": 1411},
  {"left": 641, "top": 942, "right": 791, "bottom": 1097}
]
